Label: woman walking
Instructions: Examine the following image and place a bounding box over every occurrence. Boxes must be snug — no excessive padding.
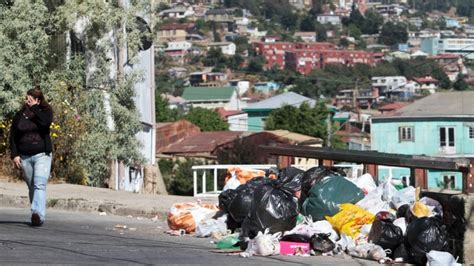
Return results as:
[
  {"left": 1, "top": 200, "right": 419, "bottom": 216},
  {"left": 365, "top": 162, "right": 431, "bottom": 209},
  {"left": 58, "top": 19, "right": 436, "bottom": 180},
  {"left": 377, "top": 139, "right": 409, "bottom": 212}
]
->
[{"left": 9, "top": 87, "right": 53, "bottom": 226}]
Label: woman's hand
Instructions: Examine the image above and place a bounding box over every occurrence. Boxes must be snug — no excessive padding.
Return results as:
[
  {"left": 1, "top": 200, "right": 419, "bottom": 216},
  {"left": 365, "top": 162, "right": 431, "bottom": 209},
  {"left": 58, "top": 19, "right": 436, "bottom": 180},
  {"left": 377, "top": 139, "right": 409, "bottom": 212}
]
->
[
  {"left": 13, "top": 156, "right": 21, "bottom": 169},
  {"left": 25, "top": 95, "right": 40, "bottom": 107}
]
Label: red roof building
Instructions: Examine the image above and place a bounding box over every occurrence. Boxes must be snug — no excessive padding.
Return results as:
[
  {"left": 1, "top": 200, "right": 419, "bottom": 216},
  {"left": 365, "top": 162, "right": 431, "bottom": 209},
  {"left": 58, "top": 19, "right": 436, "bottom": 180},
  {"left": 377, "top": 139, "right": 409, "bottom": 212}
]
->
[
  {"left": 253, "top": 41, "right": 378, "bottom": 74},
  {"left": 155, "top": 120, "right": 200, "bottom": 154}
]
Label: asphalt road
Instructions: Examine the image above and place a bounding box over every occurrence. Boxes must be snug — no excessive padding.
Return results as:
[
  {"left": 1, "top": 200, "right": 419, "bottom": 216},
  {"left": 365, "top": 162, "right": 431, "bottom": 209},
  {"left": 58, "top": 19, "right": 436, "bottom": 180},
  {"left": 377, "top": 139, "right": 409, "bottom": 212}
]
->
[{"left": 0, "top": 207, "right": 378, "bottom": 265}]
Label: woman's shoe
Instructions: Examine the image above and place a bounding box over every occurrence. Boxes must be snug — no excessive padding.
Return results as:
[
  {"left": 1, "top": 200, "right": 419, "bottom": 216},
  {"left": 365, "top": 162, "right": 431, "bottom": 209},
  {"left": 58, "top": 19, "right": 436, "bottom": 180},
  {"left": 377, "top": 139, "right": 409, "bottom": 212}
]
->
[{"left": 31, "top": 212, "right": 43, "bottom": 226}]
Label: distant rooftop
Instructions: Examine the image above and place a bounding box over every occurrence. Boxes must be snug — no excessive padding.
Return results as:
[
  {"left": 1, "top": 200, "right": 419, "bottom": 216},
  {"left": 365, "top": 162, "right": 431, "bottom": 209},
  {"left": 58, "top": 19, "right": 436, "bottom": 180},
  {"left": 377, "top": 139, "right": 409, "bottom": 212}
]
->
[
  {"left": 374, "top": 91, "right": 474, "bottom": 119},
  {"left": 244, "top": 92, "right": 315, "bottom": 111}
]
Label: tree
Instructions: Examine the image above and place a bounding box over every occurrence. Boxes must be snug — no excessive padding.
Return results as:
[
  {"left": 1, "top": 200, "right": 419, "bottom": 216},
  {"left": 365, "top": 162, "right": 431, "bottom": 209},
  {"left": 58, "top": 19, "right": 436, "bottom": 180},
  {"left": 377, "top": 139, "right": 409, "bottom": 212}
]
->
[
  {"left": 216, "top": 138, "right": 259, "bottom": 164},
  {"left": 315, "top": 23, "right": 327, "bottom": 41},
  {"left": 280, "top": 11, "right": 299, "bottom": 31},
  {"left": 361, "top": 9, "right": 383, "bottom": 34},
  {"left": 202, "top": 48, "right": 227, "bottom": 68},
  {"left": 246, "top": 56, "right": 264, "bottom": 73},
  {"left": 233, "top": 36, "right": 249, "bottom": 54},
  {"left": 348, "top": 5, "right": 364, "bottom": 29},
  {"left": 228, "top": 54, "right": 244, "bottom": 70},
  {"left": 379, "top": 22, "right": 408, "bottom": 46},
  {"left": 265, "top": 102, "right": 329, "bottom": 144},
  {"left": 453, "top": 74, "right": 469, "bottom": 91},
  {"left": 300, "top": 16, "right": 316, "bottom": 31},
  {"left": 339, "top": 38, "right": 350, "bottom": 48},
  {"left": 0, "top": 1, "right": 148, "bottom": 186},
  {"left": 184, "top": 107, "right": 229, "bottom": 131},
  {"left": 160, "top": 158, "right": 206, "bottom": 195},
  {"left": 155, "top": 94, "right": 180, "bottom": 122}
]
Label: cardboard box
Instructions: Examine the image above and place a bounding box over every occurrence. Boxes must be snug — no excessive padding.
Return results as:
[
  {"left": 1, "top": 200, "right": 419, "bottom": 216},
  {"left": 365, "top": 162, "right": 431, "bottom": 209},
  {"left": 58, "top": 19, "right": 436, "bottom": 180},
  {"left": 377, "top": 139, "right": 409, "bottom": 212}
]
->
[{"left": 279, "top": 241, "right": 310, "bottom": 256}]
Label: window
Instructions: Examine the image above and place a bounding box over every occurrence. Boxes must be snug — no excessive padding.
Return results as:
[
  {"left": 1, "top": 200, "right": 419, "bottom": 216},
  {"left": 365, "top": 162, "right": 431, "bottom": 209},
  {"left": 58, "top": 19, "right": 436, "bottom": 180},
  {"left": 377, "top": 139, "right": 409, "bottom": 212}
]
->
[
  {"left": 399, "top": 126, "right": 414, "bottom": 142},
  {"left": 443, "top": 175, "right": 455, "bottom": 189},
  {"left": 469, "top": 127, "right": 474, "bottom": 139},
  {"left": 439, "top": 127, "right": 455, "bottom": 147}
]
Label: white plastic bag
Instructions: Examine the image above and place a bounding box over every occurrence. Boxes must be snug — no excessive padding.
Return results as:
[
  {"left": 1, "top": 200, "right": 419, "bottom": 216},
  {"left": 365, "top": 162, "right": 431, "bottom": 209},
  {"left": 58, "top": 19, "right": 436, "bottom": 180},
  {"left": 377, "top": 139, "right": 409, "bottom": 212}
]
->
[
  {"left": 426, "top": 250, "right": 461, "bottom": 266},
  {"left": 356, "top": 188, "right": 391, "bottom": 215},
  {"left": 353, "top": 173, "right": 377, "bottom": 194},
  {"left": 348, "top": 243, "right": 388, "bottom": 262},
  {"left": 393, "top": 217, "right": 407, "bottom": 236},
  {"left": 336, "top": 233, "right": 355, "bottom": 252},
  {"left": 283, "top": 216, "right": 339, "bottom": 242},
  {"left": 195, "top": 215, "right": 228, "bottom": 238},
  {"left": 223, "top": 171, "right": 241, "bottom": 191},
  {"left": 244, "top": 229, "right": 280, "bottom": 256},
  {"left": 392, "top": 186, "right": 416, "bottom": 209},
  {"left": 381, "top": 178, "right": 397, "bottom": 202},
  {"left": 420, "top": 197, "right": 443, "bottom": 218}
]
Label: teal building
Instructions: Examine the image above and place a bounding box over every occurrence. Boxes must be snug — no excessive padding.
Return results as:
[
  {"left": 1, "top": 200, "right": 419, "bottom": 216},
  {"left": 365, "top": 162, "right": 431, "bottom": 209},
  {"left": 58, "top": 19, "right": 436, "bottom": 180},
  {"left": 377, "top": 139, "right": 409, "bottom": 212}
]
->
[
  {"left": 371, "top": 92, "right": 474, "bottom": 190},
  {"left": 243, "top": 92, "right": 316, "bottom": 132}
]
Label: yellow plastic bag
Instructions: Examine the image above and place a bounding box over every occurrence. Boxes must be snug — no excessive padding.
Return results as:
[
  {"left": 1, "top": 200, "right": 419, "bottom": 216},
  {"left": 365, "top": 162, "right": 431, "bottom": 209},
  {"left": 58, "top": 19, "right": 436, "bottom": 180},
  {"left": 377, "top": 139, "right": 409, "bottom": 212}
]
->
[
  {"left": 411, "top": 201, "right": 432, "bottom": 218},
  {"left": 326, "top": 203, "right": 375, "bottom": 239}
]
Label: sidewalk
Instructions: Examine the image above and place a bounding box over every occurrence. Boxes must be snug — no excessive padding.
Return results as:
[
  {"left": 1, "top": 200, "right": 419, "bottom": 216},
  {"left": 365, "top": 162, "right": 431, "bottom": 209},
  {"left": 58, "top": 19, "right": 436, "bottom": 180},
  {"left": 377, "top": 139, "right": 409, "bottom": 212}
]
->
[{"left": 0, "top": 180, "right": 217, "bottom": 219}]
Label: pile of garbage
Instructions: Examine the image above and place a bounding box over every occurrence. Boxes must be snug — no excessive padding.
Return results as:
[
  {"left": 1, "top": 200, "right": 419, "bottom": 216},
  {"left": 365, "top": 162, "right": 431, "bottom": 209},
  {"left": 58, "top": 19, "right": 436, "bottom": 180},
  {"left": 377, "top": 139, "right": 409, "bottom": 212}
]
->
[{"left": 167, "top": 166, "right": 461, "bottom": 265}]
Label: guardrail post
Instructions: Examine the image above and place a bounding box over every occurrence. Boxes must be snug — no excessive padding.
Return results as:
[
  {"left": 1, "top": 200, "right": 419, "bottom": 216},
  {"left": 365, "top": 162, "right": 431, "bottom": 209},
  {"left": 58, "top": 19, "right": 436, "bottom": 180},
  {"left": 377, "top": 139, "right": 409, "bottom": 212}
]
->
[
  {"left": 213, "top": 167, "right": 218, "bottom": 193},
  {"left": 193, "top": 170, "right": 197, "bottom": 197},
  {"left": 277, "top": 155, "right": 291, "bottom": 168},
  {"left": 410, "top": 168, "right": 427, "bottom": 189},
  {"left": 364, "top": 164, "right": 379, "bottom": 184}
]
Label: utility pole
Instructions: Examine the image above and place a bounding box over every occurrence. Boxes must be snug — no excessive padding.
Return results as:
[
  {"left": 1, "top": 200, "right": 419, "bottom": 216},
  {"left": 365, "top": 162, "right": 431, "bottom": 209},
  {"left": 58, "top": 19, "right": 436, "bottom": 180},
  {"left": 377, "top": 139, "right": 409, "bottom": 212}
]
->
[{"left": 327, "top": 112, "right": 332, "bottom": 148}]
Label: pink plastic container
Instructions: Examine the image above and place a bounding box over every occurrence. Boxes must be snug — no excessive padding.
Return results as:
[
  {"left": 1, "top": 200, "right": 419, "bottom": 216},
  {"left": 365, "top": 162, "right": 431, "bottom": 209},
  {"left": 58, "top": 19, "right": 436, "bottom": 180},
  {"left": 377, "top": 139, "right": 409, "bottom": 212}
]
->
[{"left": 279, "top": 241, "right": 310, "bottom": 256}]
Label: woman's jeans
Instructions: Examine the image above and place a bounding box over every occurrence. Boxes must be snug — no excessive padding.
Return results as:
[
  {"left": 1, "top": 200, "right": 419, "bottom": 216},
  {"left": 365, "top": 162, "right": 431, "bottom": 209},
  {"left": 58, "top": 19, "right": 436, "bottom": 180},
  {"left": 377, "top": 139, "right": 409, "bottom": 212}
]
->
[{"left": 20, "top": 152, "right": 52, "bottom": 222}]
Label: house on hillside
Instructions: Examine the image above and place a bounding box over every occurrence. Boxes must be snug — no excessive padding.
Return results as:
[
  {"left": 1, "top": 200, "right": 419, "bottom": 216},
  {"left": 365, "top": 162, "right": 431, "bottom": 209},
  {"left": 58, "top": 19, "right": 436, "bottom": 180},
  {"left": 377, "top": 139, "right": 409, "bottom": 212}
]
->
[
  {"left": 371, "top": 91, "right": 474, "bottom": 190},
  {"left": 205, "top": 9, "right": 233, "bottom": 23},
  {"left": 181, "top": 86, "right": 240, "bottom": 110},
  {"left": 371, "top": 76, "right": 407, "bottom": 98},
  {"left": 189, "top": 71, "right": 227, "bottom": 86},
  {"left": 157, "top": 23, "right": 196, "bottom": 43},
  {"left": 160, "top": 131, "right": 248, "bottom": 160},
  {"left": 243, "top": 92, "right": 316, "bottom": 132},
  {"left": 254, "top": 81, "right": 281, "bottom": 94},
  {"left": 413, "top": 76, "right": 438, "bottom": 94},
  {"left": 155, "top": 119, "right": 201, "bottom": 155},
  {"left": 206, "top": 42, "right": 236, "bottom": 56},
  {"left": 216, "top": 108, "right": 248, "bottom": 131}
]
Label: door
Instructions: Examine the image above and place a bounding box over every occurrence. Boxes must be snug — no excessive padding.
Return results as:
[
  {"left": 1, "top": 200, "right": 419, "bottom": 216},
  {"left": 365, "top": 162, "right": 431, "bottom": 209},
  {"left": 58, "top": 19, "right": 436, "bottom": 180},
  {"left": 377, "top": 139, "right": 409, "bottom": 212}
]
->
[{"left": 439, "top": 127, "right": 455, "bottom": 154}]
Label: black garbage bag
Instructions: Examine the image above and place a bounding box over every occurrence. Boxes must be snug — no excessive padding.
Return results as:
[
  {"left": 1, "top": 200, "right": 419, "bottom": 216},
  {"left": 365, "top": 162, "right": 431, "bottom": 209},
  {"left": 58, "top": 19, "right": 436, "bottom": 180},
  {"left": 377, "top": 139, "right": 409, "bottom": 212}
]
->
[
  {"left": 368, "top": 216, "right": 404, "bottom": 253},
  {"left": 396, "top": 204, "right": 410, "bottom": 218},
  {"left": 240, "top": 168, "right": 303, "bottom": 239},
  {"left": 393, "top": 243, "right": 409, "bottom": 262},
  {"left": 280, "top": 234, "right": 311, "bottom": 243},
  {"left": 406, "top": 217, "right": 448, "bottom": 265},
  {"left": 218, "top": 176, "right": 270, "bottom": 228},
  {"left": 311, "top": 233, "right": 336, "bottom": 253},
  {"left": 299, "top": 166, "right": 345, "bottom": 207},
  {"left": 302, "top": 176, "right": 364, "bottom": 221}
]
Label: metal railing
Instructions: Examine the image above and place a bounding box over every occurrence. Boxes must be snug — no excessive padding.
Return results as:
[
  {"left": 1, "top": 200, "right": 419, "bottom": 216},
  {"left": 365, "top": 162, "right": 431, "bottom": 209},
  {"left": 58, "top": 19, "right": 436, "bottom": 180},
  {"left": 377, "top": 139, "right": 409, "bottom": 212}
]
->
[{"left": 191, "top": 163, "right": 412, "bottom": 197}]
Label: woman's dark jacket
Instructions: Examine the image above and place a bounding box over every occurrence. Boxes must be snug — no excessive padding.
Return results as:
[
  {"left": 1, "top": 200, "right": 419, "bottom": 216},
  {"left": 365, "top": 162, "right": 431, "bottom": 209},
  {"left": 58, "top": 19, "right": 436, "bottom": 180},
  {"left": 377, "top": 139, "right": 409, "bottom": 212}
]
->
[{"left": 9, "top": 105, "right": 53, "bottom": 159}]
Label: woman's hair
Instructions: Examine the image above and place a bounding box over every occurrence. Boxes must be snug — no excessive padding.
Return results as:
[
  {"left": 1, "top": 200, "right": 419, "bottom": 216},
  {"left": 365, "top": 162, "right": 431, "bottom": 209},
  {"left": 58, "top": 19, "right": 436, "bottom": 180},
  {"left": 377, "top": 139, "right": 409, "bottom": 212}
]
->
[{"left": 22, "top": 85, "right": 52, "bottom": 111}]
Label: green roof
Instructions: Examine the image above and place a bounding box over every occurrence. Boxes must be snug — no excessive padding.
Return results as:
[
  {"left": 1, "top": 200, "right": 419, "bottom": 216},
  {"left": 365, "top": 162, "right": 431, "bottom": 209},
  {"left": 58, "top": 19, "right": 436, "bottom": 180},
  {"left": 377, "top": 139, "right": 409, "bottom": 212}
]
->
[{"left": 182, "top": 86, "right": 235, "bottom": 101}]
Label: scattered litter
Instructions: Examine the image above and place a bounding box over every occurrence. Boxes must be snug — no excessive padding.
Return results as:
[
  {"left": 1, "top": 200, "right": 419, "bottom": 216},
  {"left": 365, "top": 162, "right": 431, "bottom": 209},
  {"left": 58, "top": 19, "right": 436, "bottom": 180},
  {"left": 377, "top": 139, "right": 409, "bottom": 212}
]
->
[
  {"left": 166, "top": 229, "right": 186, "bottom": 236},
  {"left": 129, "top": 228, "right": 137, "bottom": 231},
  {"left": 151, "top": 215, "right": 159, "bottom": 222},
  {"left": 114, "top": 224, "right": 127, "bottom": 230},
  {"left": 127, "top": 215, "right": 133, "bottom": 218},
  {"left": 99, "top": 212, "right": 107, "bottom": 216},
  {"left": 137, "top": 217, "right": 144, "bottom": 221}
]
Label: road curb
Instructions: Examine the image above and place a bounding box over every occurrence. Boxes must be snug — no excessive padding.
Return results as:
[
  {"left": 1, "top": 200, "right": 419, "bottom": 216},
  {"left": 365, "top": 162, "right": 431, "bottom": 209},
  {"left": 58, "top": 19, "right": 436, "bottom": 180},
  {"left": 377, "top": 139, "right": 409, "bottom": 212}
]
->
[{"left": 0, "top": 194, "right": 169, "bottom": 220}]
